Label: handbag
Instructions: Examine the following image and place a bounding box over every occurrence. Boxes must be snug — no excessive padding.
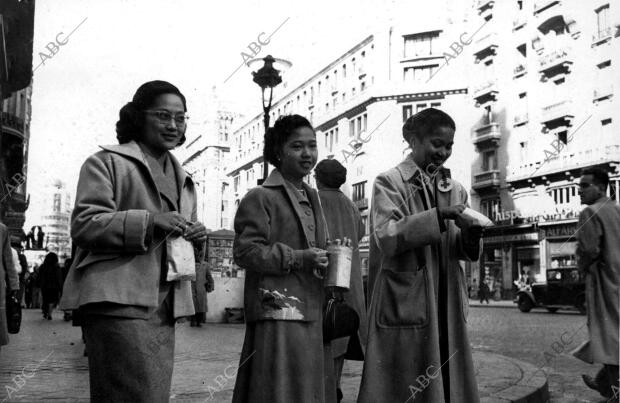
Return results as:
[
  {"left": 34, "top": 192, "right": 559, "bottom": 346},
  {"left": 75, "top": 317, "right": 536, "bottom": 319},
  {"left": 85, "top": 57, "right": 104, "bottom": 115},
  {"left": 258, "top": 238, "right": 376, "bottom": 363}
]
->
[
  {"left": 323, "top": 291, "right": 359, "bottom": 342},
  {"left": 6, "top": 291, "right": 21, "bottom": 334}
]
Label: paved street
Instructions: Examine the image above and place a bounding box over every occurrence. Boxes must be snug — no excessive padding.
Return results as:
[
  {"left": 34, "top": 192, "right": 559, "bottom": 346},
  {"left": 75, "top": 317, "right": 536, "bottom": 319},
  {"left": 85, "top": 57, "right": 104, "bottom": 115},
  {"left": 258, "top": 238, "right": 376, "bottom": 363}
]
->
[{"left": 0, "top": 304, "right": 610, "bottom": 402}]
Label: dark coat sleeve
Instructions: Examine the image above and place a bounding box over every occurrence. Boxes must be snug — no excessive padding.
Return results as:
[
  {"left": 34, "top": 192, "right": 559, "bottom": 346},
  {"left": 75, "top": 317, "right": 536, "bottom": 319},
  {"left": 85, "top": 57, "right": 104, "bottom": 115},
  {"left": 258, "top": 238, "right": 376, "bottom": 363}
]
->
[
  {"left": 2, "top": 225, "right": 19, "bottom": 291},
  {"left": 577, "top": 207, "right": 602, "bottom": 272},
  {"left": 233, "top": 188, "right": 307, "bottom": 275}
]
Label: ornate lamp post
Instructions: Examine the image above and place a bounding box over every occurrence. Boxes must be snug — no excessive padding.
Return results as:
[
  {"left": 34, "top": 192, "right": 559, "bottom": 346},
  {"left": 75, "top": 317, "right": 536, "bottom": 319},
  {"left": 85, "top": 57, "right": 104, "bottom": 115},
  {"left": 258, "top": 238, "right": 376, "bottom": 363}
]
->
[{"left": 249, "top": 55, "right": 292, "bottom": 184}]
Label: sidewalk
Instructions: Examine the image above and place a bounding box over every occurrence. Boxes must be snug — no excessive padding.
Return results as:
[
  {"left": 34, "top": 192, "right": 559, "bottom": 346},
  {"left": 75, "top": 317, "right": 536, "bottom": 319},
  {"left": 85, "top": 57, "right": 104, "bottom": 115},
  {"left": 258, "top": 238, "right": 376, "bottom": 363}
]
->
[
  {"left": 469, "top": 298, "right": 516, "bottom": 309},
  {"left": 0, "top": 310, "right": 546, "bottom": 402}
]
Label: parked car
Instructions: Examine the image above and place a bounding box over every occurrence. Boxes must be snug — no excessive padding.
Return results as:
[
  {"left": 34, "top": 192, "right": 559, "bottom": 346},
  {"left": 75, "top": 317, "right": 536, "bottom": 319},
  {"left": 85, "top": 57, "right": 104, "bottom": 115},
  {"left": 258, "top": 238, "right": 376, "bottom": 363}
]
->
[{"left": 515, "top": 267, "right": 586, "bottom": 314}]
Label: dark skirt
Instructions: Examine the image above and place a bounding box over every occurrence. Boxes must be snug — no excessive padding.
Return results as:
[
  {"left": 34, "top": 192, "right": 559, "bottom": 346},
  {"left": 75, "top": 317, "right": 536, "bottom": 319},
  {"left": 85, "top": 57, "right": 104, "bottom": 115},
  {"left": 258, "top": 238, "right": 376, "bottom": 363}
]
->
[
  {"left": 232, "top": 320, "right": 337, "bottom": 403},
  {"left": 82, "top": 293, "right": 175, "bottom": 403}
]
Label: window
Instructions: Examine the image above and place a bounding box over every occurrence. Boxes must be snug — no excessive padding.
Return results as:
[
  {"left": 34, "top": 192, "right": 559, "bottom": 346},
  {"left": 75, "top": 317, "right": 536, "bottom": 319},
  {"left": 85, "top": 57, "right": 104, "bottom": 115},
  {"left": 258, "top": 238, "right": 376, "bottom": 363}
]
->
[
  {"left": 343, "top": 64, "right": 347, "bottom": 78},
  {"left": 360, "top": 215, "right": 369, "bottom": 236},
  {"left": 519, "top": 141, "right": 528, "bottom": 161},
  {"left": 352, "top": 181, "right": 367, "bottom": 201},
  {"left": 53, "top": 194, "right": 61, "bottom": 213},
  {"left": 548, "top": 185, "right": 578, "bottom": 206},
  {"left": 557, "top": 130, "right": 568, "bottom": 145},
  {"left": 480, "top": 198, "right": 501, "bottom": 221},
  {"left": 602, "top": 118, "right": 612, "bottom": 125},
  {"left": 403, "top": 31, "right": 440, "bottom": 58},
  {"left": 404, "top": 64, "right": 439, "bottom": 83},
  {"left": 325, "top": 127, "right": 338, "bottom": 152},
  {"left": 233, "top": 176, "right": 240, "bottom": 193},
  {"left": 349, "top": 112, "right": 367, "bottom": 138},
  {"left": 360, "top": 81, "right": 366, "bottom": 92},
  {"left": 403, "top": 105, "right": 413, "bottom": 122},
  {"left": 608, "top": 179, "right": 619, "bottom": 202},
  {"left": 597, "top": 60, "right": 611, "bottom": 69},
  {"left": 430, "top": 102, "right": 441, "bottom": 108},
  {"left": 595, "top": 5, "right": 610, "bottom": 38},
  {"left": 482, "top": 150, "right": 497, "bottom": 171}
]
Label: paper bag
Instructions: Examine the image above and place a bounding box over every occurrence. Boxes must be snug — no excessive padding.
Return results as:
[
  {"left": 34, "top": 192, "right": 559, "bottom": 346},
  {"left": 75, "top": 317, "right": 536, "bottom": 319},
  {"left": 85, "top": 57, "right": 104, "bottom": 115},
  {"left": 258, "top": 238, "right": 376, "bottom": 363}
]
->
[{"left": 166, "top": 236, "right": 196, "bottom": 281}]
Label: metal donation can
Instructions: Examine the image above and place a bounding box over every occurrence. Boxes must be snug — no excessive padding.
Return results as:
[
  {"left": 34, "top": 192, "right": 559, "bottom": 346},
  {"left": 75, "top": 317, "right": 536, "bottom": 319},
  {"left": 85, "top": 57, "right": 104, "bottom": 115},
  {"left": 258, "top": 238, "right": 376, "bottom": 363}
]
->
[{"left": 325, "top": 244, "right": 353, "bottom": 290}]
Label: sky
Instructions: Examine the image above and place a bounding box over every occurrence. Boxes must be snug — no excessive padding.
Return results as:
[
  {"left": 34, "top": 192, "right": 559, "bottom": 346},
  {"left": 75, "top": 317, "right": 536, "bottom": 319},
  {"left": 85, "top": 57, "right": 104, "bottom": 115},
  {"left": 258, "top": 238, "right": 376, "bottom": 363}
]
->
[{"left": 26, "top": 0, "right": 396, "bottom": 224}]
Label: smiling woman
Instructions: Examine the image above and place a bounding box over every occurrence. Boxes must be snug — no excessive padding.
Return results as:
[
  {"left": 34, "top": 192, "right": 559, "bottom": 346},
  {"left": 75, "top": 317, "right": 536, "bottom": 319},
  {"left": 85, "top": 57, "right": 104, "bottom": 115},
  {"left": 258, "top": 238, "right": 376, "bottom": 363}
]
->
[{"left": 59, "top": 80, "right": 207, "bottom": 403}]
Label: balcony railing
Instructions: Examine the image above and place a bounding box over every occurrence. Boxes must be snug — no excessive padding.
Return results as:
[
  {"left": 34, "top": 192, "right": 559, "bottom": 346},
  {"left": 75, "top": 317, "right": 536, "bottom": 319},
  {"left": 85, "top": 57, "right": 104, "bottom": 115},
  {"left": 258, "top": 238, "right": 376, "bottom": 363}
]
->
[
  {"left": 472, "top": 122, "right": 501, "bottom": 146},
  {"left": 473, "top": 170, "right": 501, "bottom": 190},
  {"left": 354, "top": 198, "right": 368, "bottom": 210},
  {"left": 592, "top": 27, "right": 613, "bottom": 45},
  {"left": 1, "top": 112, "right": 25, "bottom": 133},
  {"left": 593, "top": 85, "right": 613, "bottom": 102},
  {"left": 538, "top": 46, "right": 572, "bottom": 76},
  {"left": 534, "top": 0, "right": 561, "bottom": 15},
  {"left": 473, "top": 33, "right": 498, "bottom": 63},
  {"left": 513, "top": 63, "right": 527, "bottom": 78},
  {"left": 513, "top": 113, "right": 529, "bottom": 126},
  {"left": 513, "top": 13, "right": 527, "bottom": 30},
  {"left": 473, "top": 80, "right": 498, "bottom": 104},
  {"left": 540, "top": 100, "right": 573, "bottom": 126}
]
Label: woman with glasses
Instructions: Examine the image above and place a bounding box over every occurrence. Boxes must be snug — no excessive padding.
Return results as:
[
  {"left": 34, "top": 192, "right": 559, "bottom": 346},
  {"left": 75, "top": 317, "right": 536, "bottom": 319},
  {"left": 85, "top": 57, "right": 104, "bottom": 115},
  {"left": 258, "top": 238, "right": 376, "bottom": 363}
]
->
[
  {"left": 60, "top": 80, "right": 207, "bottom": 402},
  {"left": 232, "top": 115, "right": 337, "bottom": 403}
]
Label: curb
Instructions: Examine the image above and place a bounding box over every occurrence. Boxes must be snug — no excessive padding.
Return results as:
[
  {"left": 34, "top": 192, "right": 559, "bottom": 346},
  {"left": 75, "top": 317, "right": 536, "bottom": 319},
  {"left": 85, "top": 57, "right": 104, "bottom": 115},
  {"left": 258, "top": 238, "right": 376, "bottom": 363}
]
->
[{"left": 478, "top": 352, "right": 550, "bottom": 403}]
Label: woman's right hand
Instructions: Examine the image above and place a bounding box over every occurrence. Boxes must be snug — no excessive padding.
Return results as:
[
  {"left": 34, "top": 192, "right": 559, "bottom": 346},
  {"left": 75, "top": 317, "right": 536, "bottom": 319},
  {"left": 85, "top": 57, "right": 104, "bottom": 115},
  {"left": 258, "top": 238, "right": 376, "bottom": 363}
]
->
[
  {"left": 303, "top": 247, "right": 329, "bottom": 276},
  {"left": 152, "top": 212, "right": 187, "bottom": 236},
  {"left": 438, "top": 204, "right": 466, "bottom": 220}
]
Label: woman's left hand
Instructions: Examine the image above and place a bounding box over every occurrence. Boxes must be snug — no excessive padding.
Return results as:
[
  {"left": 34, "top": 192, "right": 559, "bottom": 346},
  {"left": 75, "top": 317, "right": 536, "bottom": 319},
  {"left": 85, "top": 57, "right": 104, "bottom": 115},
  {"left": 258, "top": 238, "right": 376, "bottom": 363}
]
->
[{"left": 183, "top": 222, "right": 207, "bottom": 243}]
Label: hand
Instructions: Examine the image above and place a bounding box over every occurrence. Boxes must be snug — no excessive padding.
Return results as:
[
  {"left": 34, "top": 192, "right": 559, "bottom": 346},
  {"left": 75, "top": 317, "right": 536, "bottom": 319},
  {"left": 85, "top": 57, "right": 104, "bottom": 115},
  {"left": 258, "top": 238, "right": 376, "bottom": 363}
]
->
[
  {"left": 438, "top": 204, "right": 466, "bottom": 220},
  {"left": 9, "top": 290, "right": 19, "bottom": 299},
  {"left": 205, "top": 280, "right": 214, "bottom": 293},
  {"left": 183, "top": 222, "right": 207, "bottom": 243},
  {"left": 304, "top": 247, "right": 328, "bottom": 278},
  {"left": 153, "top": 212, "right": 188, "bottom": 236}
]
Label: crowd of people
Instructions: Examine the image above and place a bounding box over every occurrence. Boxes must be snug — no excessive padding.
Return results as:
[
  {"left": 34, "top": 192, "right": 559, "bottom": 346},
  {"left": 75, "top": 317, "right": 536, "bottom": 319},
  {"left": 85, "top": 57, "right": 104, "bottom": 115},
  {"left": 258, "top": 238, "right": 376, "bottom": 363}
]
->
[{"left": 1, "top": 80, "right": 617, "bottom": 402}]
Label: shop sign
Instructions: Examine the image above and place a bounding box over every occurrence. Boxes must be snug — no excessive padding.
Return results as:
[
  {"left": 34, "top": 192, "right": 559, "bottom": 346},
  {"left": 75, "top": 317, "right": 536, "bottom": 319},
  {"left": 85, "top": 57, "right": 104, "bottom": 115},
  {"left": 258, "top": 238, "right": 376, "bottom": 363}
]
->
[
  {"left": 484, "top": 232, "right": 539, "bottom": 244},
  {"left": 494, "top": 207, "right": 581, "bottom": 224},
  {"left": 539, "top": 223, "right": 578, "bottom": 239}
]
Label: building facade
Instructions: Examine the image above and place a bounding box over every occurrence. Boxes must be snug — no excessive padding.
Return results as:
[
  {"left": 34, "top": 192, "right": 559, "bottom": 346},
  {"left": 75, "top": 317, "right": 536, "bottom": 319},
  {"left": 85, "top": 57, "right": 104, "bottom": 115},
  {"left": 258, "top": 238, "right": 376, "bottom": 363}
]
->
[
  {"left": 0, "top": 86, "right": 32, "bottom": 242},
  {"left": 37, "top": 179, "right": 72, "bottom": 258},
  {"left": 227, "top": 1, "right": 482, "bottom": 280},
  {"left": 470, "top": 0, "right": 620, "bottom": 297}
]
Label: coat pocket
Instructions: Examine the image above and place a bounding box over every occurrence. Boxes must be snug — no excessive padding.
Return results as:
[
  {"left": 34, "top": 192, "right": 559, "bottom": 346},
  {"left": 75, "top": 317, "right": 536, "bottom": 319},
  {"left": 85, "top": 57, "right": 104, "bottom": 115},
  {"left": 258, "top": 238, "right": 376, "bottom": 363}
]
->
[{"left": 376, "top": 269, "right": 429, "bottom": 328}]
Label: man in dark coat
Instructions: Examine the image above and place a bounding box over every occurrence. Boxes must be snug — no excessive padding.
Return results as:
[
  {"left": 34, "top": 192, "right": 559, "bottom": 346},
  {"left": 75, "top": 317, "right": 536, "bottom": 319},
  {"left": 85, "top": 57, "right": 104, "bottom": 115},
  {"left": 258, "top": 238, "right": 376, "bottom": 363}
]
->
[
  {"left": 315, "top": 159, "right": 367, "bottom": 403},
  {"left": 573, "top": 167, "right": 619, "bottom": 400}
]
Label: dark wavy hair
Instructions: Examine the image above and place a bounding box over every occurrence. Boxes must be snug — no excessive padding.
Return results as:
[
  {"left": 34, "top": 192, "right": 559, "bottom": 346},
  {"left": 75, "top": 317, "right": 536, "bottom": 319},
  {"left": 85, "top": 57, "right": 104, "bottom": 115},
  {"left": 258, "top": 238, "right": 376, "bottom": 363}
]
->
[
  {"left": 116, "top": 80, "right": 187, "bottom": 146},
  {"left": 403, "top": 107, "right": 455, "bottom": 143},
  {"left": 263, "top": 114, "right": 314, "bottom": 169}
]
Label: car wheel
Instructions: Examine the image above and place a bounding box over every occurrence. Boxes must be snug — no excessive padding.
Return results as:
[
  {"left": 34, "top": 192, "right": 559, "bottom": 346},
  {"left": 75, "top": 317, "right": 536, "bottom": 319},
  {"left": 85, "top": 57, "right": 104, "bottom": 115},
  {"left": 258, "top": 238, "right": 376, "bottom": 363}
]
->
[
  {"left": 546, "top": 307, "right": 558, "bottom": 313},
  {"left": 517, "top": 295, "right": 533, "bottom": 312}
]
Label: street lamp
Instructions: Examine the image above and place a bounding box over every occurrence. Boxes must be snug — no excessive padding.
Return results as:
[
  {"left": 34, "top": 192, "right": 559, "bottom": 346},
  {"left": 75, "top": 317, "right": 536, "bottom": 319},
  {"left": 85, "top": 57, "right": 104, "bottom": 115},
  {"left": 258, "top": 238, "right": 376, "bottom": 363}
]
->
[{"left": 249, "top": 55, "right": 292, "bottom": 184}]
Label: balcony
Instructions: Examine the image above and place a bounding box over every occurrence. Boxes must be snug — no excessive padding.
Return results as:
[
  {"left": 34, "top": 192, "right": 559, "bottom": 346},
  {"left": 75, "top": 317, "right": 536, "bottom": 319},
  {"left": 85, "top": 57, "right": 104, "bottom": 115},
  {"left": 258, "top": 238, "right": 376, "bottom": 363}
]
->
[
  {"left": 1, "top": 112, "right": 25, "bottom": 136},
  {"left": 477, "top": 0, "right": 495, "bottom": 19},
  {"left": 473, "top": 80, "right": 498, "bottom": 105},
  {"left": 513, "top": 63, "right": 527, "bottom": 79},
  {"left": 514, "top": 113, "right": 529, "bottom": 127},
  {"left": 354, "top": 198, "right": 369, "bottom": 210},
  {"left": 538, "top": 46, "right": 573, "bottom": 81},
  {"left": 513, "top": 13, "right": 527, "bottom": 31},
  {"left": 534, "top": 0, "right": 561, "bottom": 16},
  {"left": 592, "top": 27, "right": 613, "bottom": 47},
  {"left": 540, "top": 100, "right": 574, "bottom": 130},
  {"left": 473, "top": 33, "right": 498, "bottom": 63},
  {"left": 593, "top": 85, "right": 613, "bottom": 103},
  {"left": 472, "top": 122, "right": 501, "bottom": 148},
  {"left": 473, "top": 170, "right": 501, "bottom": 190}
]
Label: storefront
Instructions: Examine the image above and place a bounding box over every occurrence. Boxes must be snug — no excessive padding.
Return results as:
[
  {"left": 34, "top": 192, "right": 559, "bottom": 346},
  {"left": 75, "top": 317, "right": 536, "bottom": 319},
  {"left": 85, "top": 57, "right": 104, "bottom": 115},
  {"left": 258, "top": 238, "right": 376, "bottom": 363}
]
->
[
  {"left": 538, "top": 220, "right": 578, "bottom": 275},
  {"left": 481, "top": 224, "right": 540, "bottom": 299}
]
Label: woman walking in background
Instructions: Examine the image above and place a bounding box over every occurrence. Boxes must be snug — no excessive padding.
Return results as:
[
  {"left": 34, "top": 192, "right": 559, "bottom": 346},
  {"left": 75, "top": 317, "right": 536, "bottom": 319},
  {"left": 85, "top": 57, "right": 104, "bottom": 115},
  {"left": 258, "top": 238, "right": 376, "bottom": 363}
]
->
[
  {"left": 232, "top": 114, "right": 336, "bottom": 403},
  {"left": 39, "top": 252, "right": 63, "bottom": 320},
  {"left": 60, "top": 80, "right": 207, "bottom": 402}
]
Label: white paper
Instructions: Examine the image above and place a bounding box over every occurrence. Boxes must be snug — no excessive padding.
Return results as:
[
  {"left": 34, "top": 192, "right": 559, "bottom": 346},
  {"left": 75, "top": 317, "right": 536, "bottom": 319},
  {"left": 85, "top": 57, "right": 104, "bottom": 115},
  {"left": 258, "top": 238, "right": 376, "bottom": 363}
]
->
[{"left": 462, "top": 208, "right": 494, "bottom": 227}]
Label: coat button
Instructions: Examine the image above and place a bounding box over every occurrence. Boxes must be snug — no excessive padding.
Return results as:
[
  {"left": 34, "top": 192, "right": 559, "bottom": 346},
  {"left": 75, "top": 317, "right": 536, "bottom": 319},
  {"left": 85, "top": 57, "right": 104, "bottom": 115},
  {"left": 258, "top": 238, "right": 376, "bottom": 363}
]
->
[
  {"left": 308, "top": 224, "right": 315, "bottom": 230},
  {"left": 305, "top": 210, "right": 312, "bottom": 216}
]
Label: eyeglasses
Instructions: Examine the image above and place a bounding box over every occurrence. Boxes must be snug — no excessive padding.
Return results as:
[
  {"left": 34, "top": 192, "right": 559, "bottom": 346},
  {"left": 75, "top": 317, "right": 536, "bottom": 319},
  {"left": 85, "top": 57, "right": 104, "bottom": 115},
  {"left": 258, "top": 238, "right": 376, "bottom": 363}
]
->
[
  {"left": 144, "top": 110, "right": 189, "bottom": 125},
  {"left": 578, "top": 182, "right": 593, "bottom": 189}
]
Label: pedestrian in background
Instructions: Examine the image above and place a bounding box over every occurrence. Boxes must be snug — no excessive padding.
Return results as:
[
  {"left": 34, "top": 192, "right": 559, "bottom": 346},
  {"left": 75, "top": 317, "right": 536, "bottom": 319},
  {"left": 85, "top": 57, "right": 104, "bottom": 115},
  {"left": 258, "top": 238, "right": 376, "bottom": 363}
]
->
[
  {"left": 60, "top": 80, "right": 207, "bottom": 403},
  {"left": 479, "top": 277, "right": 490, "bottom": 304},
  {"left": 232, "top": 115, "right": 336, "bottom": 403},
  {"left": 39, "top": 252, "right": 63, "bottom": 320},
  {"left": 15, "top": 245, "right": 28, "bottom": 308},
  {"left": 29, "top": 264, "right": 41, "bottom": 309},
  {"left": 0, "top": 222, "right": 19, "bottom": 352},
  {"left": 315, "top": 158, "right": 367, "bottom": 403},
  {"left": 358, "top": 108, "right": 483, "bottom": 403},
  {"left": 573, "top": 167, "right": 619, "bottom": 400}
]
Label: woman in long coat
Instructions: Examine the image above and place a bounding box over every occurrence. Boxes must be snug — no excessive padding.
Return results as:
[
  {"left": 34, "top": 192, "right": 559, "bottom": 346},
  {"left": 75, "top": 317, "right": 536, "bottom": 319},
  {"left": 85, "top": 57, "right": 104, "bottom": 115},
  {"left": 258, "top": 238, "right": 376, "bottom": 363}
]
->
[
  {"left": 1, "top": 222, "right": 19, "bottom": 351},
  {"left": 358, "top": 108, "right": 483, "bottom": 403},
  {"left": 315, "top": 158, "right": 367, "bottom": 402},
  {"left": 232, "top": 114, "right": 336, "bottom": 403},
  {"left": 60, "top": 80, "right": 207, "bottom": 402},
  {"left": 39, "top": 252, "right": 63, "bottom": 320}
]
